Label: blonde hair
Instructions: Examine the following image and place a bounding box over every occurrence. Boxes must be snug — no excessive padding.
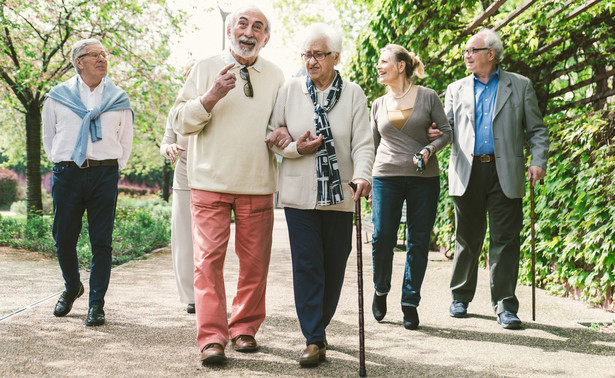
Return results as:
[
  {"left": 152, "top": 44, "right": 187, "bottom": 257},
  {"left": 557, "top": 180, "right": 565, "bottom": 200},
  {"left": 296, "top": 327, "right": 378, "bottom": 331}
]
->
[
  {"left": 381, "top": 44, "right": 426, "bottom": 80},
  {"left": 182, "top": 59, "right": 196, "bottom": 81}
]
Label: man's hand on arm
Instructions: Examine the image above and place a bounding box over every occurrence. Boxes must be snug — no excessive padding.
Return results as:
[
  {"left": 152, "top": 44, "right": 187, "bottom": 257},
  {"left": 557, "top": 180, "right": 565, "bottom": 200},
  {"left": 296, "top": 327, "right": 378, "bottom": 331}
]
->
[
  {"left": 265, "top": 127, "right": 292, "bottom": 149},
  {"left": 200, "top": 63, "right": 236, "bottom": 112},
  {"left": 427, "top": 122, "right": 443, "bottom": 142}
]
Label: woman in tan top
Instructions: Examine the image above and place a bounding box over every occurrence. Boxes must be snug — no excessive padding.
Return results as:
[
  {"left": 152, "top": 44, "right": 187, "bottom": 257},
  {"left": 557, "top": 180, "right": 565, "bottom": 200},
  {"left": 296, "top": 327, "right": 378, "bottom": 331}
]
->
[{"left": 370, "top": 44, "right": 451, "bottom": 330}]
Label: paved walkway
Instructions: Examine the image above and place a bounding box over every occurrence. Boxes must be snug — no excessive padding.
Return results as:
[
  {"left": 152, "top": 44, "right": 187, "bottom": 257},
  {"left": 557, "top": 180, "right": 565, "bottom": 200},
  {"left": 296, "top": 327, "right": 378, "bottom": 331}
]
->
[{"left": 1, "top": 209, "right": 614, "bottom": 377}]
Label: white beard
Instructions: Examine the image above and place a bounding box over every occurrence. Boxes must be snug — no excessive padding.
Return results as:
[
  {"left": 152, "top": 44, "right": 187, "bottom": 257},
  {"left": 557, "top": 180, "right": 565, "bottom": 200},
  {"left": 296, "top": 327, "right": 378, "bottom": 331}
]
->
[{"left": 230, "top": 34, "right": 263, "bottom": 61}]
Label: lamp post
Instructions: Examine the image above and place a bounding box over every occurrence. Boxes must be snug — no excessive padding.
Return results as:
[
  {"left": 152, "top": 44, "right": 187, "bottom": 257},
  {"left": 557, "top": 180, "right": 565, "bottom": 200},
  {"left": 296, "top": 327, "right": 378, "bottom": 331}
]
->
[{"left": 218, "top": 4, "right": 230, "bottom": 50}]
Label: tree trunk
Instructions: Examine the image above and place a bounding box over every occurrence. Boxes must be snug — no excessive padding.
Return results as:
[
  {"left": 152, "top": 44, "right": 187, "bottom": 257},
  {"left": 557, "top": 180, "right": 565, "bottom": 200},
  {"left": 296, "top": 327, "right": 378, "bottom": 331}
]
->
[{"left": 25, "top": 103, "right": 43, "bottom": 218}]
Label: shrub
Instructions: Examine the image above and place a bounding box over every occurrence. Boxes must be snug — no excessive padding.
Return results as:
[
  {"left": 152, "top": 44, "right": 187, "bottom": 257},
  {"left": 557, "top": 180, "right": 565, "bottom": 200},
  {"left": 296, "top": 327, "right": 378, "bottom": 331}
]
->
[
  {"left": 0, "top": 169, "right": 21, "bottom": 206},
  {"left": 0, "top": 196, "right": 171, "bottom": 269},
  {"left": 10, "top": 193, "right": 53, "bottom": 215}
]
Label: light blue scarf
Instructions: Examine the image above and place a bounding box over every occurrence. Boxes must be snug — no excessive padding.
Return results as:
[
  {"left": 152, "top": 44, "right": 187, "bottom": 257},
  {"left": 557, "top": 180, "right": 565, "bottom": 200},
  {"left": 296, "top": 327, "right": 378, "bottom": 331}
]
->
[{"left": 47, "top": 75, "right": 134, "bottom": 166}]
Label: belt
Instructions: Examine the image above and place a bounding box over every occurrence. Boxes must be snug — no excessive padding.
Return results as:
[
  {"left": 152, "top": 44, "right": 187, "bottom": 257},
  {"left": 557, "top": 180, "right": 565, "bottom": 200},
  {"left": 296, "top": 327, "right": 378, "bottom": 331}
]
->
[
  {"left": 58, "top": 159, "right": 118, "bottom": 168},
  {"left": 473, "top": 154, "right": 495, "bottom": 163}
]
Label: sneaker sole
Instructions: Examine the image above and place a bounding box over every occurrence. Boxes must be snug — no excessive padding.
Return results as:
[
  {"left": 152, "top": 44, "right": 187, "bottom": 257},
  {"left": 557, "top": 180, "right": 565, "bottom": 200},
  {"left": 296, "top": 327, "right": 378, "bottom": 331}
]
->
[
  {"left": 449, "top": 312, "right": 468, "bottom": 318},
  {"left": 497, "top": 319, "right": 522, "bottom": 330}
]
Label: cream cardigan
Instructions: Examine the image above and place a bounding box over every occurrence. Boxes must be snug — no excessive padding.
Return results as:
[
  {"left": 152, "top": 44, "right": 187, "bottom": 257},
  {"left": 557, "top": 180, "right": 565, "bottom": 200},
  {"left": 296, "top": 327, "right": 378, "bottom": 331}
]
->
[
  {"left": 269, "top": 76, "right": 374, "bottom": 212},
  {"left": 169, "top": 51, "right": 285, "bottom": 194}
]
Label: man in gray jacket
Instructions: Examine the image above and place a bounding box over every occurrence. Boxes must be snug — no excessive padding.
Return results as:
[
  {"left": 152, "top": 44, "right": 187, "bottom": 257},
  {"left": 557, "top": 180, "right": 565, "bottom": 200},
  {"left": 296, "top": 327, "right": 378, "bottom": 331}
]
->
[{"left": 443, "top": 29, "right": 549, "bottom": 329}]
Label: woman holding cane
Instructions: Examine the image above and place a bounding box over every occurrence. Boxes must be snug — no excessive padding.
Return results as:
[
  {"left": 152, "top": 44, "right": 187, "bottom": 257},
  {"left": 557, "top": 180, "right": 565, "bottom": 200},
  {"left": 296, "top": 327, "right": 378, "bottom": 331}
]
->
[{"left": 266, "top": 23, "right": 373, "bottom": 367}]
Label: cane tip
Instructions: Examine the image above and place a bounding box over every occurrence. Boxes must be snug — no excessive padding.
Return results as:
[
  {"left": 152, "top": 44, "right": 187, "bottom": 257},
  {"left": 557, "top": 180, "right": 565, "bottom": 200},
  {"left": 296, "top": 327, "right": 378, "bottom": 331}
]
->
[{"left": 359, "top": 368, "right": 367, "bottom": 377}]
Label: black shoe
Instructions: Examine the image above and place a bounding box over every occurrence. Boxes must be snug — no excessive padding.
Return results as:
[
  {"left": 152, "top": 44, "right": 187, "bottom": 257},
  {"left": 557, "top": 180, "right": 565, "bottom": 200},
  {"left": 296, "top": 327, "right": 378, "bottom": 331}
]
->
[
  {"left": 53, "top": 283, "right": 84, "bottom": 317},
  {"left": 186, "top": 304, "right": 195, "bottom": 314},
  {"left": 86, "top": 304, "right": 105, "bottom": 326},
  {"left": 449, "top": 300, "right": 468, "bottom": 318},
  {"left": 372, "top": 292, "right": 387, "bottom": 321},
  {"left": 402, "top": 305, "right": 419, "bottom": 330},
  {"left": 497, "top": 311, "right": 522, "bottom": 330}
]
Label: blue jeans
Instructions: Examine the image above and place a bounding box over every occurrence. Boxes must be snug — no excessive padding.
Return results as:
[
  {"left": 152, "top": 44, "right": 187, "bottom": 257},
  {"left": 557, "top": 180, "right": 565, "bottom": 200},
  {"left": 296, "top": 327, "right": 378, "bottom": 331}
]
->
[
  {"left": 371, "top": 176, "right": 440, "bottom": 307},
  {"left": 284, "top": 208, "right": 353, "bottom": 346},
  {"left": 52, "top": 163, "right": 119, "bottom": 307}
]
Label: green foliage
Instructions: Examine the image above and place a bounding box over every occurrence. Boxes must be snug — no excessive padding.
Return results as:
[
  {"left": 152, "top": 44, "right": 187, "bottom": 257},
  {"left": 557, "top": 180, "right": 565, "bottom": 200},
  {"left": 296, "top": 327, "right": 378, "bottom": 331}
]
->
[
  {"left": 0, "top": 0, "right": 186, "bottom": 214},
  {"left": 517, "top": 105, "right": 615, "bottom": 309},
  {"left": 0, "top": 195, "right": 171, "bottom": 268},
  {"left": 342, "top": 0, "right": 615, "bottom": 310},
  {"left": 0, "top": 168, "right": 20, "bottom": 206}
]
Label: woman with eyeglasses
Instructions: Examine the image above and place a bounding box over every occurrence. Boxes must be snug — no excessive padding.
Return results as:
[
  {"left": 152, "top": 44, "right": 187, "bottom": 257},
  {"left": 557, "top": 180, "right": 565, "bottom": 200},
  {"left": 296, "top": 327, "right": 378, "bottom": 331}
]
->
[
  {"left": 266, "top": 23, "right": 374, "bottom": 367},
  {"left": 370, "top": 44, "right": 451, "bottom": 330}
]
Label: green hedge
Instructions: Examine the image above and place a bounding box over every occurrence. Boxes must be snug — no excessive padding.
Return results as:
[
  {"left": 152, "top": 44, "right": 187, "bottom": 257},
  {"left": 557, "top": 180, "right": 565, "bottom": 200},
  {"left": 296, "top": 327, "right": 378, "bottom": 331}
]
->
[
  {"left": 0, "top": 195, "right": 171, "bottom": 268},
  {"left": 0, "top": 169, "right": 21, "bottom": 207},
  {"left": 430, "top": 104, "right": 615, "bottom": 310}
]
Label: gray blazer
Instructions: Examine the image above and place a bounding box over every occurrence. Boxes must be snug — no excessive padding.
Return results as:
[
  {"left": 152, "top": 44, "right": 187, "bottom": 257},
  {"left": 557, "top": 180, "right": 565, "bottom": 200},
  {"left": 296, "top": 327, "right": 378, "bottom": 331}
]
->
[{"left": 444, "top": 70, "right": 549, "bottom": 199}]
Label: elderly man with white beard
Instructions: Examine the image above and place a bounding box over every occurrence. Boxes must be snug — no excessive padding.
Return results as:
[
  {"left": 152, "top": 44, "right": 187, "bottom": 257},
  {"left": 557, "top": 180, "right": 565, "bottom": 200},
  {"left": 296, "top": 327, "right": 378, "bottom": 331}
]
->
[{"left": 169, "top": 5, "right": 285, "bottom": 365}]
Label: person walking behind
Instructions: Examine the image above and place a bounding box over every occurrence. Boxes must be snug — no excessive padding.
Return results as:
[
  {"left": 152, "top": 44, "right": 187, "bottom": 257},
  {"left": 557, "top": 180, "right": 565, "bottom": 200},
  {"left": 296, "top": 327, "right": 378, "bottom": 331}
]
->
[
  {"left": 160, "top": 61, "right": 196, "bottom": 314},
  {"left": 43, "top": 38, "right": 134, "bottom": 327},
  {"left": 169, "top": 5, "right": 285, "bottom": 365},
  {"left": 266, "top": 23, "right": 374, "bottom": 367},
  {"left": 370, "top": 44, "right": 451, "bottom": 330},
  {"left": 443, "top": 29, "right": 548, "bottom": 329}
]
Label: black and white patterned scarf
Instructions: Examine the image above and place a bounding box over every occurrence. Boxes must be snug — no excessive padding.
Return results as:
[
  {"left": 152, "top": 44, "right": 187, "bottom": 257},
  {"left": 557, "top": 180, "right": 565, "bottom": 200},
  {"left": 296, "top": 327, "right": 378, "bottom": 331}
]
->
[{"left": 306, "top": 70, "right": 344, "bottom": 206}]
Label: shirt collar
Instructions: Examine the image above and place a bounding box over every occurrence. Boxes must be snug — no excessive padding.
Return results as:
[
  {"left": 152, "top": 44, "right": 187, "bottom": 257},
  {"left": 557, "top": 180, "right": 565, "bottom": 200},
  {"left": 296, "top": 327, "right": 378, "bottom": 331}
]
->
[
  {"left": 77, "top": 74, "right": 105, "bottom": 94},
  {"left": 222, "top": 49, "right": 263, "bottom": 72},
  {"left": 473, "top": 66, "right": 500, "bottom": 84}
]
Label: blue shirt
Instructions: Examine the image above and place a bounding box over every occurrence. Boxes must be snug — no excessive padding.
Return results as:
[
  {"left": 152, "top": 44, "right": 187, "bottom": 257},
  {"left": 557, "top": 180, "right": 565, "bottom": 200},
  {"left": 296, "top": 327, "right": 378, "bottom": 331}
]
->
[{"left": 473, "top": 68, "right": 499, "bottom": 155}]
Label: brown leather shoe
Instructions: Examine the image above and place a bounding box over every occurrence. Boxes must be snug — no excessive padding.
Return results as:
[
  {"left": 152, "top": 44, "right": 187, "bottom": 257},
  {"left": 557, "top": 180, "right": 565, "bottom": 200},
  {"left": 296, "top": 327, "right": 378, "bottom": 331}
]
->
[
  {"left": 231, "top": 335, "right": 258, "bottom": 352},
  {"left": 299, "top": 344, "right": 326, "bottom": 367},
  {"left": 200, "top": 343, "right": 226, "bottom": 365}
]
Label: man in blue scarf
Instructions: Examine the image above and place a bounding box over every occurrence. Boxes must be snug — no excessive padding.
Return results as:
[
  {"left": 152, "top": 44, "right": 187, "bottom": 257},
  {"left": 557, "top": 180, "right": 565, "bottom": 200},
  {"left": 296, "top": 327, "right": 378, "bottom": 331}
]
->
[{"left": 42, "top": 38, "right": 134, "bottom": 327}]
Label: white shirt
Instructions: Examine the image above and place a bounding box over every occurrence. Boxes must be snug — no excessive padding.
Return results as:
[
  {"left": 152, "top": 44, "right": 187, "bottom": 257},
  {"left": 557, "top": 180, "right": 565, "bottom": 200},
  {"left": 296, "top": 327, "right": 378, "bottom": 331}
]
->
[{"left": 42, "top": 75, "right": 134, "bottom": 169}]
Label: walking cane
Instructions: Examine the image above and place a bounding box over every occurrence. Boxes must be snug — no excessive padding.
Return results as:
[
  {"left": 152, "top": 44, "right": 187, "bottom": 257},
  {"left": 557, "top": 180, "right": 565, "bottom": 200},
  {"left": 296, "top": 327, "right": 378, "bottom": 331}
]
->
[
  {"left": 530, "top": 181, "right": 537, "bottom": 321},
  {"left": 349, "top": 182, "right": 367, "bottom": 377}
]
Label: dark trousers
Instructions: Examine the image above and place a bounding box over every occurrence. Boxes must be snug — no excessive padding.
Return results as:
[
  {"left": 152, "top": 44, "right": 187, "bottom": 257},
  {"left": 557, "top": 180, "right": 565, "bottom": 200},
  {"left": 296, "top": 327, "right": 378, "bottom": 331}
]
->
[
  {"left": 450, "top": 161, "right": 522, "bottom": 314},
  {"left": 284, "top": 208, "right": 353, "bottom": 346},
  {"left": 52, "top": 163, "right": 119, "bottom": 308},
  {"left": 371, "top": 176, "right": 440, "bottom": 307}
]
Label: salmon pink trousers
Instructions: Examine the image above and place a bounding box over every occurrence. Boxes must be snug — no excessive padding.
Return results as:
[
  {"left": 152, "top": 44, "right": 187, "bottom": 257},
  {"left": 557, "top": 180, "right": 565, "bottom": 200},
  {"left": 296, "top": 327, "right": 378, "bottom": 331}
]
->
[{"left": 190, "top": 189, "right": 274, "bottom": 351}]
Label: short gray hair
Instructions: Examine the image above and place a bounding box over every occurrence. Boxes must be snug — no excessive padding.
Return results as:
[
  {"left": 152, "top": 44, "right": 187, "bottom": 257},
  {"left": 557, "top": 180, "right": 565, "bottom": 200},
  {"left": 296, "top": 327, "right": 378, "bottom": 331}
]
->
[
  {"left": 71, "top": 38, "right": 103, "bottom": 74},
  {"left": 475, "top": 29, "right": 504, "bottom": 63},
  {"left": 226, "top": 5, "right": 271, "bottom": 35},
  {"left": 300, "top": 23, "right": 342, "bottom": 55}
]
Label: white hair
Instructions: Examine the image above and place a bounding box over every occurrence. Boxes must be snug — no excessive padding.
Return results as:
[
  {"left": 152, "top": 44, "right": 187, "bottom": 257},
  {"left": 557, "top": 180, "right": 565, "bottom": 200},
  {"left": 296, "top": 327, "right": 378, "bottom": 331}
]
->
[
  {"left": 70, "top": 38, "right": 103, "bottom": 74},
  {"left": 475, "top": 29, "right": 504, "bottom": 63},
  {"left": 226, "top": 5, "right": 271, "bottom": 34},
  {"left": 300, "top": 23, "right": 342, "bottom": 54}
]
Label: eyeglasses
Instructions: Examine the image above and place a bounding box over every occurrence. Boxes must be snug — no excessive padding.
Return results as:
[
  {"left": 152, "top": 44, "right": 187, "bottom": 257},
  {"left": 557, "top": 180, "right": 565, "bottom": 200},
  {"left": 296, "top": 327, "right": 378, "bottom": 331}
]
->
[
  {"left": 301, "top": 51, "right": 333, "bottom": 61},
  {"left": 240, "top": 67, "right": 253, "bottom": 98},
  {"left": 78, "top": 50, "right": 110, "bottom": 60},
  {"left": 462, "top": 47, "right": 490, "bottom": 57}
]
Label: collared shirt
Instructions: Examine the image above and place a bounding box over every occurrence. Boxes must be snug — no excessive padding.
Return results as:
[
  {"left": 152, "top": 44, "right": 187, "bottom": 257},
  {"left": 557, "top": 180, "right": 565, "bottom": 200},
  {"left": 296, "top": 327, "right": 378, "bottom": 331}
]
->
[
  {"left": 42, "top": 75, "right": 134, "bottom": 169},
  {"left": 221, "top": 48, "right": 263, "bottom": 72},
  {"left": 473, "top": 68, "right": 499, "bottom": 155}
]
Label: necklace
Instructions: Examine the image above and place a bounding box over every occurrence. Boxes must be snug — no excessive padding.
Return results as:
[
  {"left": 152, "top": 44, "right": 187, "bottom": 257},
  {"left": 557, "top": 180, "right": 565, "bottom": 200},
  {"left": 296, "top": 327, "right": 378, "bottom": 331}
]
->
[{"left": 391, "top": 83, "right": 412, "bottom": 99}]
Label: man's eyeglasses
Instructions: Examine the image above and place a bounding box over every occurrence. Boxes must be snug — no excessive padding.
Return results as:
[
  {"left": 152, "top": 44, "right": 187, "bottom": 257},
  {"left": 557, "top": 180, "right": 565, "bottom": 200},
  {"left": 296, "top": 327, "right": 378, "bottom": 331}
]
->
[
  {"left": 240, "top": 67, "right": 253, "bottom": 98},
  {"left": 78, "top": 50, "right": 110, "bottom": 60},
  {"left": 462, "top": 47, "right": 490, "bottom": 57},
  {"left": 301, "top": 51, "right": 333, "bottom": 61}
]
